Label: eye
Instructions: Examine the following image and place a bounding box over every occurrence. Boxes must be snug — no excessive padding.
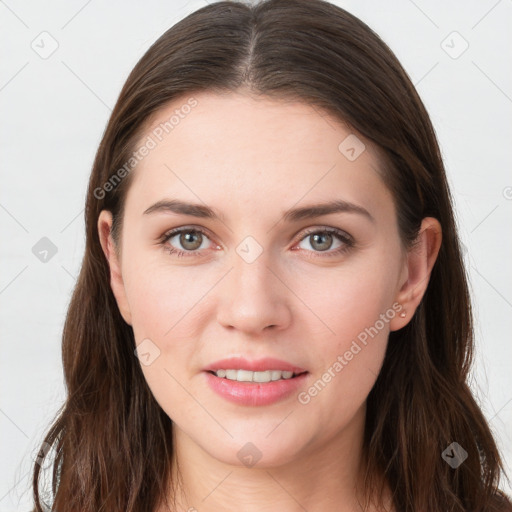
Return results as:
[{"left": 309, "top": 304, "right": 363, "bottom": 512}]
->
[
  {"left": 295, "top": 227, "right": 354, "bottom": 257},
  {"left": 160, "top": 227, "right": 216, "bottom": 257},
  {"left": 159, "top": 226, "right": 354, "bottom": 259}
]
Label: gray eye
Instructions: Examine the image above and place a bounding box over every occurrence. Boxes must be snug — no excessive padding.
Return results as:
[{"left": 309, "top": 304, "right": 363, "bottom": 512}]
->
[
  {"left": 167, "top": 230, "right": 210, "bottom": 251},
  {"left": 298, "top": 231, "right": 345, "bottom": 252}
]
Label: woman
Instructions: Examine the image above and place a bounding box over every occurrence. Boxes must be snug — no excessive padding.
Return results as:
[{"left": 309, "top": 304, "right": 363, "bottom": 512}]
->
[{"left": 32, "top": 0, "right": 512, "bottom": 510}]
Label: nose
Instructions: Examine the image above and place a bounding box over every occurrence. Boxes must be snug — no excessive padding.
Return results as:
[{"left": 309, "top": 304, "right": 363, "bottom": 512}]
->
[{"left": 216, "top": 252, "right": 292, "bottom": 335}]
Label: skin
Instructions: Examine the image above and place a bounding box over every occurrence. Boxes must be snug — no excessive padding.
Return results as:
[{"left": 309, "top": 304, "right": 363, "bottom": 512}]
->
[{"left": 98, "top": 90, "right": 442, "bottom": 512}]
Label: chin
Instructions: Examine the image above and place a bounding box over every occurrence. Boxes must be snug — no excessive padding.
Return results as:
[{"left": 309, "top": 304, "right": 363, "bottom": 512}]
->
[{"left": 204, "top": 434, "right": 308, "bottom": 469}]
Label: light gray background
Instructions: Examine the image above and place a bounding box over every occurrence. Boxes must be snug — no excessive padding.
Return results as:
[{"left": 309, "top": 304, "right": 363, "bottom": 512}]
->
[{"left": 1, "top": 0, "right": 511, "bottom": 510}]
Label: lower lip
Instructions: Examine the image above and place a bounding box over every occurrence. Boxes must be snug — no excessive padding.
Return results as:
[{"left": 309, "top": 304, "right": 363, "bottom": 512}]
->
[{"left": 204, "top": 371, "right": 309, "bottom": 406}]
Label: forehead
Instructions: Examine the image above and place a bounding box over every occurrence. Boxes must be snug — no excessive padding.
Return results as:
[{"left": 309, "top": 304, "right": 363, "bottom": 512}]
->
[{"left": 125, "top": 91, "right": 393, "bottom": 221}]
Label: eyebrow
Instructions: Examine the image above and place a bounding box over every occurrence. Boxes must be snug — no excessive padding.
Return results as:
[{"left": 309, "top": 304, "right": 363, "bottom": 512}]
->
[{"left": 143, "top": 198, "right": 375, "bottom": 223}]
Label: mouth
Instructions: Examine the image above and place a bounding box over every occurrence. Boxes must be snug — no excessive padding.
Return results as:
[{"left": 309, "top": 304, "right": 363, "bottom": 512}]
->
[
  {"left": 206, "top": 369, "right": 309, "bottom": 383},
  {"left": 204, "top": 368, "right": 310, "bottom": 406},
  {"left": 202, "top": 357, "right": 309, "bottom": 405}
]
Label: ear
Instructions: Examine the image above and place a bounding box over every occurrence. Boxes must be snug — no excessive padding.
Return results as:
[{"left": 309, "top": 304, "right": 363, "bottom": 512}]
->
[
  {"left": 389, "top": 217, "right": 442, "bottom": 331},
  {"left": 97, "top": 210, "right": 132, "bottom": 325}
]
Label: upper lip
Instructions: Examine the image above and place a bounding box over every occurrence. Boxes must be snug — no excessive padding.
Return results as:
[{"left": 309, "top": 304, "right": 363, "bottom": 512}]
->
[{"left": 203, "top": 357, "right": 307, "bottom": 374}]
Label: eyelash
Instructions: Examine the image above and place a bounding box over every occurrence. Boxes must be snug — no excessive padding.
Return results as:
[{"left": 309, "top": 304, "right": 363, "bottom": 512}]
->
[{"left": 159, "top": 226, "right": 354, "bottom": 259}]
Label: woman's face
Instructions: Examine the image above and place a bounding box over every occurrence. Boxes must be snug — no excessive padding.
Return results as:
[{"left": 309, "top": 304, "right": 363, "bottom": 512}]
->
[{"left": 101, "top": 91, "right": 412, "bottom": 468}]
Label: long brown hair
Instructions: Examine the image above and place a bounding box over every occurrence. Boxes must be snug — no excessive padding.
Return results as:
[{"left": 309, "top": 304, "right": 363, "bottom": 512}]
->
[{"left": 32, "top": 0, "right": 511, "bottom": 510}]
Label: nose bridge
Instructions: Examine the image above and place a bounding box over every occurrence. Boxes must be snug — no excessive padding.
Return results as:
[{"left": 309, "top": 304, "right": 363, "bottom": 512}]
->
[
  {"left": 231, "top": 250, "right": 274, "bottom": 300},
  {"left": 216, "top": 245, "right": 292, "bottom": 333}
]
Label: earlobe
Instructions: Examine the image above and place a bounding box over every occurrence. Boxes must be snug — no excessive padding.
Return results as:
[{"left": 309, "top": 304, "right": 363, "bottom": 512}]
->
[
  {"left": 390, "top": 217, "right": 442, "bottom": 331},
  {"left": 97, "top": 210, "right": 133, "bottom": 326}
]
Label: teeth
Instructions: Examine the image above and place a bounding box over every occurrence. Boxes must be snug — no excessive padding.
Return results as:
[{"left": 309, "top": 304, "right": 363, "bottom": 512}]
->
[{"left": 214, "top": 369, "right": 296, "bottom": 382}]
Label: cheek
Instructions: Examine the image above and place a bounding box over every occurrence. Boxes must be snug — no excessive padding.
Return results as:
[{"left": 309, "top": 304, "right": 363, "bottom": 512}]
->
[
  {"left": 293, "top": 308, "right": 391, "bottom": 438},
  {"left": 291, "top": 253, "right": 399, "bottom": 410},
  {"left": 124, "top": 262, "right": 214, "bottom": 424},
  {"left": 293, "top": 253, "right": 399, "bottom": 349},
  {"left": 123, "top": 255, "right": 211, "bottom": 342}
]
